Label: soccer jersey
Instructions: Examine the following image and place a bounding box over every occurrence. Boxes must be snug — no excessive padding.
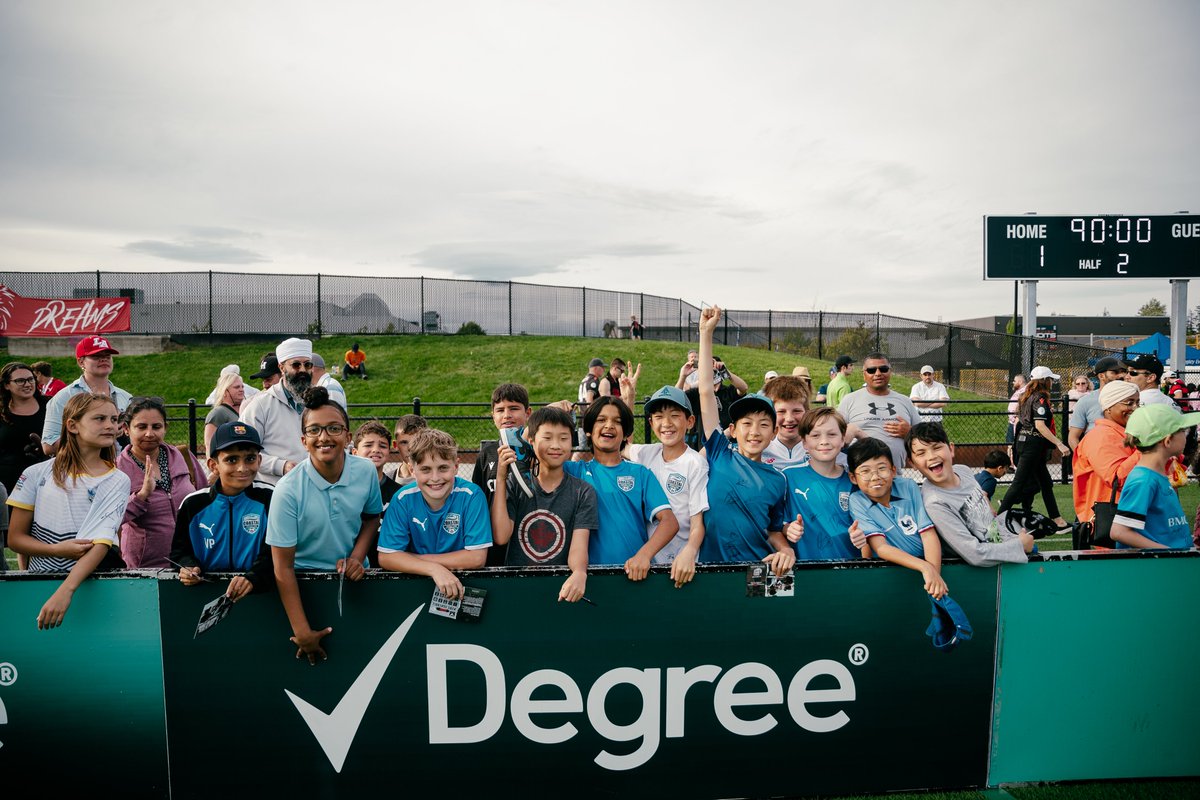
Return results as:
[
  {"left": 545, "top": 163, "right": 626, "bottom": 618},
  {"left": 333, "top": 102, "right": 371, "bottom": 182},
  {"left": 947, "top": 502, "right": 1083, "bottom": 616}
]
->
[
  {"left": 783, "top": 464, "right": 858, "bottom": 560},
  {"left": 7, "top": 459, "right": 130, "bottom": 572},
  {"left": 564, "top": 459, "right": 671, "bottom": 566},
  {"left": 698, "top": 428, "right": 787, "bottom": 563},
  {"left": 265, "top": 454, "right": 383, "bottom": 570},
  {"left": 850, "top": 475, "right": 934, "bottom": 558},
  {"left": 1113, "top": 465, "right": 1190, "bottom": 549},
  {"left": 762, "top": 439, "right": 807, "bottom": 471},
  {"left": 627, "top": 443, "right": 710, "bottom": 563},
  {"left": 378, "top": 477, "right": 491, "bottom": 556},
  {"left": 171, "top": 483, "right": 274, "bottom": 584},
  {"left": 505, "top": 471, "right": 598, "bottom": 567}
]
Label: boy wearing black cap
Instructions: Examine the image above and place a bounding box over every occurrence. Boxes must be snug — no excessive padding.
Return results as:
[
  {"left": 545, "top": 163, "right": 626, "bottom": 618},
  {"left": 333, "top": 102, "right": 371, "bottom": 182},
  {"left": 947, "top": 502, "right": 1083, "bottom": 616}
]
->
[
  {"left": 696, "top": 306, "right": 794, "bottom": 574},
  {"left": 170, "top": 421, "right": 274, "bottom": 600},
  {"left": 1068, "top": 356, "right": 1127, "bottom": 448}
]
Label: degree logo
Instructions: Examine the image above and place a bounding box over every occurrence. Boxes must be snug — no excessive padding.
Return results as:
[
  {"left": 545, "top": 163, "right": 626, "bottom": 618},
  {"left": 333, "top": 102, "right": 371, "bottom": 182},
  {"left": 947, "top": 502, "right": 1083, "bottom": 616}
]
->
[{"left": 0, "top": 695, "right": 7, "bottom": 750}]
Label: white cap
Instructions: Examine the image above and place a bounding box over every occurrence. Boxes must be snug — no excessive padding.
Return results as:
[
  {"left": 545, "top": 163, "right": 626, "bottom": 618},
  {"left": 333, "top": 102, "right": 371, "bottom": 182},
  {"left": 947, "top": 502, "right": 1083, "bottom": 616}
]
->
[
  {"left": 220, "top": 364, "right": 241, "bottom": 376},
  {"left": 920, "top": 365, "right": 934, "bottom": 374},
  {"left": 277, "top": 337, "right": 313, "bottom": 363},
  {"left": 1029, "top": 365, "right": 1061, "bottom": 381},
  {"left": 764, "top": 370, "right": 779, "bottom": 381}
]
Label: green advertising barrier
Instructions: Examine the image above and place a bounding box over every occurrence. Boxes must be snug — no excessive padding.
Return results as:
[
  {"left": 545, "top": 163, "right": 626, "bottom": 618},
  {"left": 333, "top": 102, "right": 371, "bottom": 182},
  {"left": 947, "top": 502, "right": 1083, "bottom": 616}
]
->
[
  {"left": 989, "top": 552, "right": 1200, "bottom": 784},
  {"left": 0, "top": 577, "right": 168, "bottom": 798},
  {"left": 158, "top": 563, "right": 997, "bottom": 799}
]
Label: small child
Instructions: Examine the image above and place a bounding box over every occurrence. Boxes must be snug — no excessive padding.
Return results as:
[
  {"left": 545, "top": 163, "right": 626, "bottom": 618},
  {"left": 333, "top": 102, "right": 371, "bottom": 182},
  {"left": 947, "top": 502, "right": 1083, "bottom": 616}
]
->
[
  {"left": 1111, "top": 405, "right": 1198, "bottom": 549},
  {"left": 493, "top": 406, "right": 596, "bottom": 602},
  {"left": 695, "top": 306, "right": 794, "bottom": 574},
  {"left": 847, "top": 437, "right": 947, "bottom": 598},
  {"left": 761, "top": 375, "right": 811, "bottom": 471},
  {"left": 974, "top": 449, "right": 1011, "bottom": 502},
  {"left": 377, "top": 429, "right": 492, "bottom": 598},
  {"left": 563, "top": 397, "right": 679, "bottom": 577},
  {"left": 383, "top": 414, "right": 428, "bottom": 483},
  {"left": 353, "top": 421, "right": 402, "bottom": 506},
  {"left": 906, "top": 423, "right": 1033, "bottom": 566},
  {"left": 171, "top": 421, "right": 275, "bottom": 599},
  {"left": 783, "top": 408, "right": 866, "bottom": 561}
]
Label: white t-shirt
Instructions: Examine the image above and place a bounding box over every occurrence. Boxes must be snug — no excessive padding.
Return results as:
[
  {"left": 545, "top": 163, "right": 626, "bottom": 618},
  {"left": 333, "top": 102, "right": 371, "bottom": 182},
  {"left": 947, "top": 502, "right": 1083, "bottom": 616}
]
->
[
  {"left": 1140, "top": 388, "right": 1175, "bottom": 407},
  {"left": 909, "top": 380, "right": 949, "bottom": 423},
  {"left": 626, "top": 444, "right": 709, "bottom": 563}
]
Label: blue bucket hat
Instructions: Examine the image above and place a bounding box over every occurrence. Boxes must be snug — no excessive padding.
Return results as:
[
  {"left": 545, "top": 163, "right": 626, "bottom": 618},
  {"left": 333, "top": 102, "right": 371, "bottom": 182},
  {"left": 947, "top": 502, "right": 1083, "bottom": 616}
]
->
[
  {"left": 644, "top": 385, "right": 693, "bottom": 416},
  {"left": 926, "top": 595, "right": 973, "bottom": 652}
]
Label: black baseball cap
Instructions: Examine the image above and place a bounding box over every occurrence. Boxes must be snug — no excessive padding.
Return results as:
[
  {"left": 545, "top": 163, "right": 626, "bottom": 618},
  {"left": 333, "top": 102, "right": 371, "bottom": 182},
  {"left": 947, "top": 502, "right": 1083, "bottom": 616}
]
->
[
  {"left": 835, "top": 355, "right": 854, "bottom": 369},
  {"left": 1090, "top": 356, "right": 1125, "bottom": 375},
  {"left": 209, "top": 421, "right": 263, "bottom": 454},
  {"left": 1123, "top": 353, "right": 1163, "bottom": 377},
  {"left": 250, "top": 353, "right": 281, "bottom": 379}
]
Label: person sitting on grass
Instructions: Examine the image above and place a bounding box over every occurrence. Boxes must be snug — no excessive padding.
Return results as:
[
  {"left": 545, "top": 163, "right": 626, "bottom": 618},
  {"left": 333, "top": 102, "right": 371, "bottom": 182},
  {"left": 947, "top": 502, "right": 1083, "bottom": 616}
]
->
[
  {"left": 695, "top": 306, "right": 795, "bottom": 575},
  {"left": 847, "top": 437, "right": 947, "bottom": 598},
  {"left": 342, "top": 342, "right": 368, "bottom": 380},
  {"left": 906, "top": 422, "right": 1034, "bottom": 567},
  {"left": 974, "top": 450, "right": 1011, "bottom": 503},
  {"left": 492, "top": 406, "right": 596, "bottom": 602},
  {"left": 171, "top": 421, "right": 274, "bottom": 600},
  {"left": 377, "top": 429, "right": 491, "bottom": 599},
  {"left": 563, "top": 396, "right": 679, "bottom": 577},
  {"left": 784, "top": 408, "right": 867, "bottom": 561},
  {"left": 1110, "top": 404, "right": 1199, "bottom": 550}
]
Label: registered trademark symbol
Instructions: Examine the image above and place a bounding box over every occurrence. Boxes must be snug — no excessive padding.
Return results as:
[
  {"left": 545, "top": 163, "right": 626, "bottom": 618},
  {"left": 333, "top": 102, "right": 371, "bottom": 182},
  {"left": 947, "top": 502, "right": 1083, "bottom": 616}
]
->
[
  {"left": 847, "top": 644, "right": 869, "bottom": 666},
  {"left": 0, "top": 663, "right": 16, "bottom": 686}
]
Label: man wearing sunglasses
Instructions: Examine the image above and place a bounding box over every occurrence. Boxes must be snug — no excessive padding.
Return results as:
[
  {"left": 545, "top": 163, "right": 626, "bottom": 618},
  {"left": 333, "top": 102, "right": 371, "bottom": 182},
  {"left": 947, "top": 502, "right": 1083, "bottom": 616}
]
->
[
  {"left": 1124, "top": 354, "right": 1174, "bottom": 408},
  {"left": 837, "top": 352, "right": 920, "bottom": 469},
  {"left": 239, "top": 337, "right": 316, "bottom": 485},
  {"left": 1067, "top": 356, "right": 1128, "bottom": 449}
]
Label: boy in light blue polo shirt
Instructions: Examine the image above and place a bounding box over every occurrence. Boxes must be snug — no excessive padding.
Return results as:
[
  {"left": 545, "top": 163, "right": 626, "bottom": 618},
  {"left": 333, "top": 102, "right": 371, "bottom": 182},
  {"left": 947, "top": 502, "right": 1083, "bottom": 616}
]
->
[
  {"left": 378, "top": 429, "right": 491, "bottom": 598},
  {"left": 1111, "top": 404, "right": 1198, "bottom": 550},
  {"left": 563, "top": 397, "right": 678, "bottom": 575},
  {"left": 847, "top": 437, "right": 947, "bottom": 599}
]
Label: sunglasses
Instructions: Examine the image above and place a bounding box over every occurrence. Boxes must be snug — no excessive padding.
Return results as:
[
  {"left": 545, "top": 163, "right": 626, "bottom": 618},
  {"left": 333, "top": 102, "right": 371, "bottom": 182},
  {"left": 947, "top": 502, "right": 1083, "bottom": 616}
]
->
[
  {"left": 287, "top": 361, "right": 314, "bottom": 370},
  {"left": 1126, "top": 369, "right": 1151, "bottom": 378},
  {"left": 865, "top": 365, "right": 891, "bottom": 375}
]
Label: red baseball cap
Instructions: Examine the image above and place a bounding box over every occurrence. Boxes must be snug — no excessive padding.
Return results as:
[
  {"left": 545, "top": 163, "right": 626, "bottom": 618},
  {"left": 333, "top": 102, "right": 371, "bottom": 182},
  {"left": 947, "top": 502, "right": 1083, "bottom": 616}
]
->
[{"left": 75, "top": 336, "right": 120, "bottom": 358}]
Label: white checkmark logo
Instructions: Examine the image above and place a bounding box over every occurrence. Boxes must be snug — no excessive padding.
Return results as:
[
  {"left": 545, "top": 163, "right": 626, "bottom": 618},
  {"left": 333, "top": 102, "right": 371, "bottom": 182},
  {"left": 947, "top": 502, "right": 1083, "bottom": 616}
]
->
[{"left": 284, "top": 604, "right": 423, "bottom": 773}]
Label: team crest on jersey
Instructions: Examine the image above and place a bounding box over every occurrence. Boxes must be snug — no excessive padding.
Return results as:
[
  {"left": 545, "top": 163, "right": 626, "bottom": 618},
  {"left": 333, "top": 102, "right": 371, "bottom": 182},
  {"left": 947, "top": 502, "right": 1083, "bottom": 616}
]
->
[
  {"left": 838, "top": 492, "right": 850, "bottom": 512},
  {"left": 242, "top": 514, "right": 261, "bottom": 535},
  {"left": 899, "top": 514, "right": 918, "bottom": 535},
  {"left": 665, "top": 472, "right": 686, "bottom": 494},
  {"left": 442, "top": 513, "right": 461, "bottom": 536},
  {"left": 617, "top": 475, "right": 635, "bottom": 492}
]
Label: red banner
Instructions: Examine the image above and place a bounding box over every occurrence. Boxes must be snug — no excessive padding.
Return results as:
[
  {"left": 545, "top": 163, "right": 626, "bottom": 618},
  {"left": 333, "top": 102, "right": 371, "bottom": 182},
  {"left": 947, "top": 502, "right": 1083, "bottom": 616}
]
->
[{"left": 0, "top": 284, "right": 132, "bottom": 337}]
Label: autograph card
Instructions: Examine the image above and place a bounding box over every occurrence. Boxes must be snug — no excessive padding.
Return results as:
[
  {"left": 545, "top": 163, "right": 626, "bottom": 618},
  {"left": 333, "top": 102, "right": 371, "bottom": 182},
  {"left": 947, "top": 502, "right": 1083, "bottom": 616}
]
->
[
  {"left": 428, "top": 586, "right": 488, "bottom": 622},
  {"left": 194, "top": 594, "right": 234, "bottom": 638},
  {"left": 745, "top": 565, "right": 795, "bottom": 598}
]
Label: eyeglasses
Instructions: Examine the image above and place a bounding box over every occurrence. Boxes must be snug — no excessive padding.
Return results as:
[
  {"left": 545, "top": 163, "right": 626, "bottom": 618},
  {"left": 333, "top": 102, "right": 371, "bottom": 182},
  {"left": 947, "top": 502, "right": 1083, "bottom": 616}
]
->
[
  {"left": 303, "top": 423, "right": 347, "bottom": 437},
  {"left": 864, "top": 365, "right": 891, "bottom": 375},
  {"left": 854, "top": 465, "right": 894, "bottom": 479},
  {"left": 287, "top": 361, "right": 314, "bottom": 370},
  {"left": 1074, "top": 381, "right": 1090, "bottom": 386},
  {"left": 7, "top": 376, "right": 36, "bottom": 386},
  {"left": 1116, "top": 399, "right": 1140, "bottom": 409}
]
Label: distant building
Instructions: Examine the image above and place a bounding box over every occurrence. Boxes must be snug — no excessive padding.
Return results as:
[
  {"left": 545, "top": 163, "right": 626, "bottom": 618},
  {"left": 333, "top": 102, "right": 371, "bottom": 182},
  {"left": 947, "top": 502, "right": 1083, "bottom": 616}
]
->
[{"left": 950, "top": 315, "right": 1168, "bottom": 350}]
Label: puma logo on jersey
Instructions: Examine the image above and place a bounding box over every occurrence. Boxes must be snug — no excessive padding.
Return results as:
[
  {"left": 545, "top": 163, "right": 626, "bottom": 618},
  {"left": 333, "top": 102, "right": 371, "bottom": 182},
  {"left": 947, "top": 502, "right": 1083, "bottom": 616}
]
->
[
  {"left": 412, "top": 517, "right": 427, "bottom": 531},
  {"left": 199, "top": 522, "right": 216, "bottom": 537},
  {"left": 794, "top": 488, "right": 811, "bottom": 501}
]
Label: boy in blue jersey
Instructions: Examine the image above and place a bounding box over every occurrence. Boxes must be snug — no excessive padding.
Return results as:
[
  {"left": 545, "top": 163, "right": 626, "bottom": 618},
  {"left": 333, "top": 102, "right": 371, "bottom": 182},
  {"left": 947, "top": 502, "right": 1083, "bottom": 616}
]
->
[
  {"left": 171, "top": 421, "right": 274, "bottom": 599},
  {"left": 784, "top": 408, "right": 867, "bottom": 561},
  {"left": 1111, "top": 404, "right": 1198, "bottom": 549},
  {"left": 847, "top": 437, "right": 947, "bottom": 598},
  {"left": 563, "top": 396, "right": 679, "bottom": 577},
  {"left": 378, "top": 429, "right": 491, "bottom": 598},
  {"left": 696, "top": 306, "right": 795, "bottom": 574}
]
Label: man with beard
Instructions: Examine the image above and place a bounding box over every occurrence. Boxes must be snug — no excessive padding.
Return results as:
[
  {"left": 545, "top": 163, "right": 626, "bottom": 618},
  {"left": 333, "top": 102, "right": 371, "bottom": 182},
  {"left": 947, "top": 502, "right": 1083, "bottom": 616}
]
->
[{"left": 239, "top": 337, "right": 315, "bottom": 485}]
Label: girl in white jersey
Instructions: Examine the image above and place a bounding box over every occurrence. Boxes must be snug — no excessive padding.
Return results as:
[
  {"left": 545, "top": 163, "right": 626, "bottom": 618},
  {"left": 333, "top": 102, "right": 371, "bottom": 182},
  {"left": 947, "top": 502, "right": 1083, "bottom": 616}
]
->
[{"left": 7, "top": 393, "right": 130, "bottom": 629}]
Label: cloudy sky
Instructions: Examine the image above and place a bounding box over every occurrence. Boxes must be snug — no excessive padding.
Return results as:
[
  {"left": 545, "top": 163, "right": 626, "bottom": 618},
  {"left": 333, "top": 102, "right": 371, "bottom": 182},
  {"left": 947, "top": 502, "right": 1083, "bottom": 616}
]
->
[{"left": 2, "top": 0, "right": 1197, "bottom": 321}]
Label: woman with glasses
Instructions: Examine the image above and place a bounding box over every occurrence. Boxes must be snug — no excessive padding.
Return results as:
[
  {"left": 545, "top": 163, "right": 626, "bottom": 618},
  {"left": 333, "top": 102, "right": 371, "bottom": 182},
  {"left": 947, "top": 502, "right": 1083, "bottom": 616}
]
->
[
  {"left": 997, "top": 367, "right": 1072, "bottom": 532},
  {"left": 1072, "top": 381, "right": 1141, "bottom": 534},
  {"left": 116, "top": 396, "right": 208, "bottom": 568},
  {"left": 265, "top": 386, "right": 382, "bottom": 665},
  {"left": 0, "top": 362, "right": 48, "bottom": 494}
]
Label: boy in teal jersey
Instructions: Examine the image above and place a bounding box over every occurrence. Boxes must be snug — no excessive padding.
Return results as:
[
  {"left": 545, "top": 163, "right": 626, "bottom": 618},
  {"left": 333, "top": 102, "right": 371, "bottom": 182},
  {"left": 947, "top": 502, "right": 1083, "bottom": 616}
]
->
[
  {"left": 1111, "top": 404, "right": 1198, "bottom": 549},
  {"left": 784, "top": 408, "right": 866, "bottom": 561}
]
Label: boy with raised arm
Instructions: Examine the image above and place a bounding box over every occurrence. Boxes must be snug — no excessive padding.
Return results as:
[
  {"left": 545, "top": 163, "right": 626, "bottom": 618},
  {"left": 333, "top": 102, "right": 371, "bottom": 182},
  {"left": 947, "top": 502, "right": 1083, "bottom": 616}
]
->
[
  {"left": 847, "top": 437, "right": 947, "bottom": 598},
  {"left": 493, "top": 406, "right": 596, "bottom": 602},
  {"left": 620, "top": 368, "right": 708, "bottom": 587},
  {"left": 377, "top": 429, "right": 491, "bottom": 599},
  {"left": 696, "top": 306, "right": 795, "bottom": 575},
  {"left": 783, "top": 408, "right": 867, "bottom": 561}
]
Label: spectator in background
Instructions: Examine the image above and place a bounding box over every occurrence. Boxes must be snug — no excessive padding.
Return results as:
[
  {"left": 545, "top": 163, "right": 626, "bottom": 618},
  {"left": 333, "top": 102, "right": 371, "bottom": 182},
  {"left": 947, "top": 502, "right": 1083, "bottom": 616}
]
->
[
  {"left": 204, "top": 370, "right": 247, "bottom": 455},
  {"left": 1006, "top": 373, "right": 1027, "bottom": 447},
  {"left": 311, "top": 354, "right": 347, "bottom": 409},
  {"left": 383, "top": 414, "right": 428, "bottom": 484},
  {"left": 825, "top": 355, "right": 855, "bottom": 409},
  {"left": 41, "top": 336, "right": 132, "bottom": 456},
  {"left": 814, "top": 367, "right": 834, "bottom": 406},
  {"left": 579, "top": 357, "right": 605, "bottom": 405},
  {"left": 974, "top": 450, "right": 1011, "bottom": 503},
  {"left": 239, "top": 338, "right": 313, "bottom": 486},
  {"left": 204, "top": 364, "right": 259, "bottom": 406},
  {"left": 31, "top": 361, "right": 66, "bottom": 398},
  {"left": 248, "top": 353, "right": 282, "bottom": 394},
  {"left": 1067, "top": 357, "right": 1126, "bottom": 449},
  {"left": 683, "top": 351, "right": 749, "bottom": 448},
  {"left": 997, "top": 367, "right": 1071, "bottom": 532},
  {"left": 909, "top": 365, "right": 950, "bottom": 423},
  {"left": 1072, "top": 380, "right": 1140, "bottom": 528},
  {"left": 676, "top": 349, "right": 701, "bottom": 390},
  {"left": 342, "top": 342, "right": 368, "bottom": 380},
  {"left": 837, "top": 353, "right": 920, "bottom": 469},
  {"left": 597, "top": 358, "right": 627, "bottom": 399},
  {"left": 1067, "top": 374, "right": 1092, "bottom": 415},
  {"left": 762, "top": 370, "right": 779, "bottom": 393},
  {"left": 1, "top": 362, "right": 48, "bottom": 493},
  {"left": 629, "top": 314, "right": 644, "bottom": 340},
  {"left": 1125, "top": 354, "right": 1172, "bottom": 407}
]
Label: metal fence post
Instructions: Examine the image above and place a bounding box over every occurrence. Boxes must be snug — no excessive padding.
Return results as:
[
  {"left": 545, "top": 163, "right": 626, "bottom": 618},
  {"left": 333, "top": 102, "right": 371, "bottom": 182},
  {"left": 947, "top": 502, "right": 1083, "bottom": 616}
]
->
[
  {"left": 95, "top": 269, "right": 101, "bottom": 298},
  {"left": 818, "top": 310, "right": 824, "bottom": 360},
  {"left": 768, "top": 310, "right": 773, "bottom": 351},
  {"left": 188, "top": 399, "right": 198, "bottom": 454},
  {"left": 678, "top": 299, "right": 682, "bottom": 341},
  {"left": 508, "top": 281, "right": 513, "bottom": 336},
  {"left": 723, "top": 313, "right": 729, "bottom": 346},
  {"left": 316, "top": 273, "right": 322, "bottom": 337},
  {"left": 640, "top": 293, "right": 645, "bottom": 339},
  {"left": 1059, "top": 393, "right": 1071, "bottom": 484},
  {"left": 582, "top": 288, "right": 587, "bottom": 337},
  {"left": 413, "top": 397, "right": 422, "bottom": 417},
  {"left": 945, "top": 324, "right": 954, "bottom": 384},
  {"left": 420, "top": 277, "right": 425, "bottom": 336},
  {"left": 875, "top": 312, "right": 881, "bottom": 352}
]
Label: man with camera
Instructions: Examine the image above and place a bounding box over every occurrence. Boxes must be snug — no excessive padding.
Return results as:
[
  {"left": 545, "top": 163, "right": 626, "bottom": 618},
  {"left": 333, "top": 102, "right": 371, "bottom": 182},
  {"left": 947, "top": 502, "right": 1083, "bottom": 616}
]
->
[{"left": 682, "top": 351, "right": 748, "bottom": 447}]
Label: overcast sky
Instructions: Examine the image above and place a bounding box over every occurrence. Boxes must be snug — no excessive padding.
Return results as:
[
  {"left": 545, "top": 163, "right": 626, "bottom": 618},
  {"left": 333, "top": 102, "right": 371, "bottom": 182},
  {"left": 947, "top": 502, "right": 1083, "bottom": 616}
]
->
[{"left": 2, "top": 0, "right": 1197, "bottom": 321}]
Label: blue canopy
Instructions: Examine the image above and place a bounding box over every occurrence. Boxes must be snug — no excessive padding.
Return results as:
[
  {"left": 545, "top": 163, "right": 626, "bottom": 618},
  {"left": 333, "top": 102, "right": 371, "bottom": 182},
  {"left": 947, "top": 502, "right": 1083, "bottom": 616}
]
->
[{"left": 1125, "top": 332, "right": 1200, "bottom": 367}]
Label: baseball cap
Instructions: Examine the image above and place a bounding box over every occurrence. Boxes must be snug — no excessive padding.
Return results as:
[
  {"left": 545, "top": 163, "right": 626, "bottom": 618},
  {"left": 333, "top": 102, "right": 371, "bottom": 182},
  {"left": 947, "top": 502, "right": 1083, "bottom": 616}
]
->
[
  {"left": 1091, "top": 356, "right": 1124, "bottom": 375},
  {"left": 250, "top": 354, "right": 280, "bottom": 379},
  {"left": 834, "top": 355, "right": 854, "bottom": 370},
  {"left": 926, "top": 595, "right": 973, "bottom": 652},
  {"left": 1123, "top": 353, "right": 1163, "bottom": 376},
  {"left": 208, "top": 421, "right": 263, "bottom": 454},
  {"left": 1029, "top": 365, "right": 1061, "bottom": 381},
  {"left": 920, "top": 365, "right": 934, "bottom": 375},
  {"left": 588, "top": 357, "right": 606, "bottom": 368},
  {"left": 644, "top": 385, "right": 693, "bottom": 416},
  {"left": 1125, "top": 404, "right": 1200, "bottom": 448},
  {"left": 311, "top": 353, "right": 326, "bottom": 369},
  {"left": 75, "top": 336, "right": 119, "bottom": 358},
  {"left": 728, "top": 392, "right": 776, "bottom": 424},
  {"left": 763, "top": 370, "right": 779, "bottom": 382}
]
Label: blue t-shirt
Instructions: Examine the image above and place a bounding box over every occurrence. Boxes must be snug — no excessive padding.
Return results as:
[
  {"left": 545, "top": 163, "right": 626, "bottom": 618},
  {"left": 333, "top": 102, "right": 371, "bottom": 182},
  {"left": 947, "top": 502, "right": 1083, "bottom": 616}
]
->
[
  {"left": 699, "top": 429, "right": 787, "bottom": 563},
  {"left": 849, "top": 475, "right": 934, "bottom": 558},
  {"left": 974, "top": 470, "right": 998, "bottom": 500},
  {"left": 265, "top": 455, "right": 383, "bottom": 570},
  {"left": 378, "top": 477, "right": 492, "bottom": 555},
  {"left": 783, "top": 464, "right": 858, "bottom": 560},
  {"left": 1114, "top": 465, "right": 1190, "bottom": 549},
  {"left": 564, "top": 459, "right": 671, "bottom": 565}
]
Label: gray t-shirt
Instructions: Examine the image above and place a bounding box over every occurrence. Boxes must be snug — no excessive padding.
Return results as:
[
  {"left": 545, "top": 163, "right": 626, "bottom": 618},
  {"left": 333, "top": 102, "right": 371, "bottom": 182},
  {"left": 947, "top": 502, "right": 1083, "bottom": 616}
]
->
[
  {"left": 1068, "top": 390, "right": 1102, "bottom": 434},
  {"left": 205, "top": 403, "right": 239, "bottom": 428},
  {"left": 921, "top": 465, "right": 1027, "bottom": 567},
  {"left": 504, "top": 471, "right": 598, "bottom": 567},
  {"left": 837, "top": 388, "right": 920, "bottom": 468}
]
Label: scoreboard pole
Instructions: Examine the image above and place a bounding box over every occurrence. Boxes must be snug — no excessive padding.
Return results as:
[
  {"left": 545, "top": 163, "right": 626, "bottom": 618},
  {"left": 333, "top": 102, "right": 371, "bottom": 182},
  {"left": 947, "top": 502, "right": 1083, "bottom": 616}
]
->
[
  {"left": 1023, "top": 280, "right": 1037, "bottom": 375},
  {"left": 1171, "top": 280, "right": 1188, "bottom": 376}
]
